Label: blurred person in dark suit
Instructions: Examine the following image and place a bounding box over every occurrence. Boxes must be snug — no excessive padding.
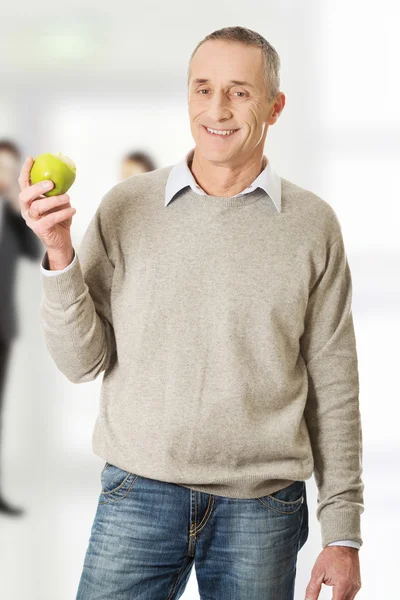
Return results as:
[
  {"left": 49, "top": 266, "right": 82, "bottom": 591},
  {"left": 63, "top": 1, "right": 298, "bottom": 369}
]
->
[
  {"left": 120, "top": 150, "right": 157, "bottom": 180},
  {"left": 0, "top": 140, "right": 43, "bottom": 516}
]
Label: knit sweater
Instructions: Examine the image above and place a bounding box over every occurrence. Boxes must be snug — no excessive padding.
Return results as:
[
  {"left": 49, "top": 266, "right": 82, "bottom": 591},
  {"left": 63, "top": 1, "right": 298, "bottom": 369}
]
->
[{"left": 39, "top": 159, "right": 364, "bottom": 549}]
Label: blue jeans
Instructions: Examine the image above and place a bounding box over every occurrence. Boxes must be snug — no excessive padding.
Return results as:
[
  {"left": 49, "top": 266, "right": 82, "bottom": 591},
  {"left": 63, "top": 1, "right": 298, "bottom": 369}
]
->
[{"left": 76, "top": 462, "right": 309, "bottom": 599}]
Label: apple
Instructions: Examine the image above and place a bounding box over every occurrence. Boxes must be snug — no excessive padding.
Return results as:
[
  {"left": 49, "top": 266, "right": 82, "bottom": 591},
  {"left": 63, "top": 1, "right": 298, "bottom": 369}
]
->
[{"left": 30, "top": 152, "right": 77, "bottom": 197}]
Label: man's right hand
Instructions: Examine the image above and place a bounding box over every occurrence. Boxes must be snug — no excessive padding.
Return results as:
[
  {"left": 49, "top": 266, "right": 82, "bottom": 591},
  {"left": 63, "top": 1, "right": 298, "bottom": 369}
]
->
[{"left": 18, "top": 156, "right": 77, "bottom": 268}]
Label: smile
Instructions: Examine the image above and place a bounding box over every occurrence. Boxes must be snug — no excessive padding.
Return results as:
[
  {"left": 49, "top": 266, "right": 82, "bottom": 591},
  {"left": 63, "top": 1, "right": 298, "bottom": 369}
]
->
[{"left": 202, "top": 125, "right": 240, "bottom": 138}]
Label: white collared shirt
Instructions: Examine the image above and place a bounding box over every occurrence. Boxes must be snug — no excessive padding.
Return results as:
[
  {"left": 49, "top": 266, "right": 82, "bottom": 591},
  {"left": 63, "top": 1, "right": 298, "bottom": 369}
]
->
[{"left": 164, "top": 148, "right": 282, "bottom": 211}]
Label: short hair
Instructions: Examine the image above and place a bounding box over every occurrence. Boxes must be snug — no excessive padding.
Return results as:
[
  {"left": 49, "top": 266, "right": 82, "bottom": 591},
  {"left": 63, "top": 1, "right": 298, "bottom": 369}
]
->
[
  {"left": 123, "top": 151, "right": 156, "bottom": 172},
  {"left": 187, "top": 26, "right": 281, "bottom": 103},
  {"left": 0, "top": 139, "right": 21, "bottom": 161}
]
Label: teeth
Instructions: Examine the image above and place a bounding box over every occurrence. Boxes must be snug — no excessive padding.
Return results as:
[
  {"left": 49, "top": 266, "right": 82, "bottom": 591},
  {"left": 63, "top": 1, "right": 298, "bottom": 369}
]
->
[{"left": 206, "top": 127, "right": 237, "bottom": 136}]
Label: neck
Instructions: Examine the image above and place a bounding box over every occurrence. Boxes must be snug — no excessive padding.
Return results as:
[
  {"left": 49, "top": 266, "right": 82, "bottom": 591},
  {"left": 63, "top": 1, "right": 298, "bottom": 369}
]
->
[{"left": 189, "top": 148, "right": 267, "bottom": 197}]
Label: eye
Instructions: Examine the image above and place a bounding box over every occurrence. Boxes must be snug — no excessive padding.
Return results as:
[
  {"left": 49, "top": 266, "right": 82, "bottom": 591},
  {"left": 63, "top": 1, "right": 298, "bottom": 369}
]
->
[
  {"left": 233, "top": 91, "right": 246, "bottom": 97},
  {"left": 198, "top": 89, "right": 210, "bottom": 95}
]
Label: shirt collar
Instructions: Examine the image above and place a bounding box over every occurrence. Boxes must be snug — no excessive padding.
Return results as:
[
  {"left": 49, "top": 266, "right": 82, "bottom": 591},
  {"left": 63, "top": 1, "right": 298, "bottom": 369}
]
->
[{"left": 165, "top": 148, "right": 281, "bottom": 212}]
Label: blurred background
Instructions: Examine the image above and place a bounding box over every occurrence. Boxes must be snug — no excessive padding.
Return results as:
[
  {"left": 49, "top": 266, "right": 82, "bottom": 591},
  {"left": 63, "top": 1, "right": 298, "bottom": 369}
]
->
[{"left": 0, "top": 0, "right": 399, "bottom": 598}]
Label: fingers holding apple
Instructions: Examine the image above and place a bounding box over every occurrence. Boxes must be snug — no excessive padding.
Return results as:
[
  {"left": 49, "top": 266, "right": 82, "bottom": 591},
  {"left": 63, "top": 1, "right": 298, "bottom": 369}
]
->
[
  {"left": 23, "top": 184, "right": 76, "bottom": 232},
  {"left": 28, "top": 192, "right": 72, "bottom": 219}
]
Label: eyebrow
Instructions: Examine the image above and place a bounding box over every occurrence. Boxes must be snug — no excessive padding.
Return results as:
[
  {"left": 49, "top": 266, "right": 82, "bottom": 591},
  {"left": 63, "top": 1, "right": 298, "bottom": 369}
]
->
[{"left": 192, "top": 78, "right": 255, "bottom": 89}]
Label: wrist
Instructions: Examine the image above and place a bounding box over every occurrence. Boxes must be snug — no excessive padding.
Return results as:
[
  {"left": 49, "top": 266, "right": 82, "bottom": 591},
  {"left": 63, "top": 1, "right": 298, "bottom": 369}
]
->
[{"left": 47, "top": 247, "right": 74, "bottom": 270}]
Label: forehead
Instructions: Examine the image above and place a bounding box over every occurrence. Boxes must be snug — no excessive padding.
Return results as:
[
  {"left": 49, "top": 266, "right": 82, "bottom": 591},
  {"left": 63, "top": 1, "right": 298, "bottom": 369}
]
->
[{"left": 190, "top": 40, "right": 264, "bottom": 85}]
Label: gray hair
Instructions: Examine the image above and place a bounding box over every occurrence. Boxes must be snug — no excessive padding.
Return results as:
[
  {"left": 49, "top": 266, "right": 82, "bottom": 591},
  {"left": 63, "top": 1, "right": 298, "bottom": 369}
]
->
[{"left": 187, "top": 26, "right": 281, "bottom": 104}]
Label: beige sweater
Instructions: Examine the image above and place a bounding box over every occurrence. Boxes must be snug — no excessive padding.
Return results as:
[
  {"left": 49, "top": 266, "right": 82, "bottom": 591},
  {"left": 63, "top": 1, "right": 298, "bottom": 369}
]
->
[{"left": 39, "top": 164, "right": 364, "bottom": 548}]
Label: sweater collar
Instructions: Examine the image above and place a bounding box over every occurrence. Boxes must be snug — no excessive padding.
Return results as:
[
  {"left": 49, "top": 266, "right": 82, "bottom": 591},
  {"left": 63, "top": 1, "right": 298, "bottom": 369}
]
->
[{"left": 165, "top": 148, "right": 281, "bottom": 212}]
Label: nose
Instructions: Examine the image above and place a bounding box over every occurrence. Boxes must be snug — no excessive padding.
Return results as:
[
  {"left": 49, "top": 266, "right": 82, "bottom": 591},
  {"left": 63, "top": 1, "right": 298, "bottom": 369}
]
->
[{"left": 206, "top": 89, "right": 232, "bottom": 123}]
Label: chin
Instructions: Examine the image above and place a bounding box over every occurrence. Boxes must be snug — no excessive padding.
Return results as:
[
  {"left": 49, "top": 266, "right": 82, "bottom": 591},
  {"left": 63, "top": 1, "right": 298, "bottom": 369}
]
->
[
  {"left": 195, "top": 147, "right": 222, "bottom": 162},
  {"left": 204, "top": 146, "right": 237, "bottom": 160}
]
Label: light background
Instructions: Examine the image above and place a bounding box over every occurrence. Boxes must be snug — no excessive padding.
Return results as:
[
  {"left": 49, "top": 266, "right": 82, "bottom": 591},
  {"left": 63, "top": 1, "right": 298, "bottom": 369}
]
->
[{"left": 0, "top": 1, "right": 399, "bottom": 598}]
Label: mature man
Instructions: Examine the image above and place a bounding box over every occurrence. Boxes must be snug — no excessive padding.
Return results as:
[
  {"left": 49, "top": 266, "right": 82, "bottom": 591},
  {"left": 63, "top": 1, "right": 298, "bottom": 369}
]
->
[{"left": 18, "top": 26, "right": 364, "bottom": 600}]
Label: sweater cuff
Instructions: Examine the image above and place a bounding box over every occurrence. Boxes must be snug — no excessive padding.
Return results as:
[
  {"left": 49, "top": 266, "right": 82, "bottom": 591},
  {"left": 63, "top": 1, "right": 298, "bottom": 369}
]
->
[
  {"left": 40, "top": 250, "right": 87, "bottom": 306},
  {"left": 320, "top": 507, "right": 363, "bottom": 548}
]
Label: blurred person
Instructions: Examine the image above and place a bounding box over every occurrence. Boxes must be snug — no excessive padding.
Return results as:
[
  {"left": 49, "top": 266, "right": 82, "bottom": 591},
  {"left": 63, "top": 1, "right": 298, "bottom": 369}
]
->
[
  {"left": 120, "top": 150, "right": 157, "bottom": 180},
  {"left": 18, "top": 25, "right": 363, "bottom": 600},
  {"left": 0, "top": 139, "right": 42, "bottom": 516}
]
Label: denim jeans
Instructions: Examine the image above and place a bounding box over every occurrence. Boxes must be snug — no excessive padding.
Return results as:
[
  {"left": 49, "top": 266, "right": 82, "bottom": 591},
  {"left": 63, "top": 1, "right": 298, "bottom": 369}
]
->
[{"left": 76, "top": 462, "right": 309, "bottom": 599}]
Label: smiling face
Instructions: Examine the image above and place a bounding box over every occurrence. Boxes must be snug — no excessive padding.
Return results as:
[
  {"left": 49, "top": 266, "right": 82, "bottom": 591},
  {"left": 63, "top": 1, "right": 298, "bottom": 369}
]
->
[{"left": 188, "top": 40, "right": 279, "bottom": 168}]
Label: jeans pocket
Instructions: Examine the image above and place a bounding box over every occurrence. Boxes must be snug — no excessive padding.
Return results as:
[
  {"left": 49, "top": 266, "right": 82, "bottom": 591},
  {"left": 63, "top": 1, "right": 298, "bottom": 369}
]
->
[
  {"left": 99, "top": 463, "right": 137, "bottom": 504},
  {"left": 257, "top": 480, "right": 305, "bottom": 515}
]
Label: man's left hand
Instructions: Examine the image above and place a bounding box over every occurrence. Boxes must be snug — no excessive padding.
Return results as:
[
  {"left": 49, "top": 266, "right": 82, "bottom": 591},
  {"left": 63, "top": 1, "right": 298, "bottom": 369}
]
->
[{"left": 305, "top": 546, "right": 362, "bottom": 599}]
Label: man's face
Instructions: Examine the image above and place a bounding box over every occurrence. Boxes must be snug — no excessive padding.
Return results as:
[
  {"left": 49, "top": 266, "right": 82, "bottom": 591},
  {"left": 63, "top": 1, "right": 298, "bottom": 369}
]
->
[
  {"left": 188, "top": 40, "right": 275, "bottom": 166},
  {"left": 0, "top": 150, "right": 19, "bottom": 196},
  {"left": 121, "top": 159, "right": 149, "bottom": 180}
]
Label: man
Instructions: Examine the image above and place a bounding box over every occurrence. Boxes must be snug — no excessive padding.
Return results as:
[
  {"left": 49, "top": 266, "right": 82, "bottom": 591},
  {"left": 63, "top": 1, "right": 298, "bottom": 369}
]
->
[
  {"left": 120, "top": 150, "right": 157, "bottom": 180},
  {"left": 0, "top": 140, "right": 43, "bottom": 516},
  {"left": 18, "top": 26, "right": 363, "bottom": 600}
]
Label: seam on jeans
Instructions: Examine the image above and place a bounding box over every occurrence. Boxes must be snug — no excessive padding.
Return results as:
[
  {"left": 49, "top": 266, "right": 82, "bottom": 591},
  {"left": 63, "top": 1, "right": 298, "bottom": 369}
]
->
[
  {"left": 189, "top": 492, "right": 197, "bottom": 534},
  {"left": 189, "top": 495, "right": 215, "bottom": 536},
  {"left": 166, "top": 558, "right": 193, "bottom": 600},
  {"left": 265, "top": 494, "right": 303, "bottom": 506},
  {"left": 297, "top": 502, "right": 304, "bottom": 552},
  {"left": 256, "top": 495, "right": 304, "bottom": 515},
  {"left": 100, "top": 471, "right": 131, "bottom": 495},
  {"left": 264, "top": 485, "right": 304, "bottom": 506},
  {"left": 194, "top": 490, "right": 198, "bottom": 541},
  {"left": 98, "top": 474, "right": 139, "bottom": 504}
]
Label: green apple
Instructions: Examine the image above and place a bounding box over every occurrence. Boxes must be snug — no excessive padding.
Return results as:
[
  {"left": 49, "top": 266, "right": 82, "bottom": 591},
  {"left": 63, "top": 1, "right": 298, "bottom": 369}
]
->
[{"left": 30, "top": 152, "right": 77, "bottom": 197}]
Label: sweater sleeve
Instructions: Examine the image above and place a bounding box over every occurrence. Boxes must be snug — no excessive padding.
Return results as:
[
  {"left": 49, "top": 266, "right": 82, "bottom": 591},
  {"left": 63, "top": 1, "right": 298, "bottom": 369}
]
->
[
  {"left": 39, "top": 197, "right": 116, "bottom": 383},
  {"left": 300, "top": 233, "right": 364, "bottom": 549}
]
